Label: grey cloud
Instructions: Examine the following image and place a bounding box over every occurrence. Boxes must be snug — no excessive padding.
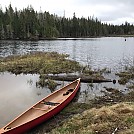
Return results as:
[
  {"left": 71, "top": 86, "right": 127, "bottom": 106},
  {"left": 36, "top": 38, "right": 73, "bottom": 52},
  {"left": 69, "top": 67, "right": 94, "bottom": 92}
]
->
[
  {"left": 77, "top": 0, "right": 134, "bottom": 24},
  {"left": 75, "top": 0, "right": 134, "bottom": 6}
]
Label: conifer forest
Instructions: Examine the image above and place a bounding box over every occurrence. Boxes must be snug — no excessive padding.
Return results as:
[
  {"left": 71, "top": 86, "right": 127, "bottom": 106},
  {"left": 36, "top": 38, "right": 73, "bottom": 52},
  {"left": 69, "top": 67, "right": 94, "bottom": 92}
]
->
[{"left": 0, "top": 4, "right": 134, "bottom": 40}]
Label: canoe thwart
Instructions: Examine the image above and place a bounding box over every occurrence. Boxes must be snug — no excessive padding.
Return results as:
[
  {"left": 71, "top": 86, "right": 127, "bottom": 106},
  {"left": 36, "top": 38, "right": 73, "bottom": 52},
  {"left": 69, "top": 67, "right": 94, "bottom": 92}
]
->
[
  {"left": 63, "top": 88, "right": 74, "bottom": 96},
  {"left": 68, "top": 88, "right": 74, "bottom": 92},
  {"left": 4, "top": 127, "right": 11, "bottom": 130},
  {"left": 32, "top": 106, "right": 51, "bottom": 111},
  {"left": 63, "top": 91, "right": 70, "bottom": 96},
  {"left": 41, "top": 101, "right": 60, "bottom": 106}
]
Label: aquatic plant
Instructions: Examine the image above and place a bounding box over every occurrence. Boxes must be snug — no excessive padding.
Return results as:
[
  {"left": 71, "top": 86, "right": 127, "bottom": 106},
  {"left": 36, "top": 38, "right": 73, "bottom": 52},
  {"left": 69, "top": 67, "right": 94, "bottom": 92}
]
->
[{"left": 0, "top": 52, "right": 82, "bottom": 75}]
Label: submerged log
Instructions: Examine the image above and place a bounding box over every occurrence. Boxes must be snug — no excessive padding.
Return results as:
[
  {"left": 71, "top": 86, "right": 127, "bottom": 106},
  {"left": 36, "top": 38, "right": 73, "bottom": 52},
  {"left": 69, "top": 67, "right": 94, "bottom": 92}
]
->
[{"left": 43, "top": 75, "right": 115, "bottom": 83}]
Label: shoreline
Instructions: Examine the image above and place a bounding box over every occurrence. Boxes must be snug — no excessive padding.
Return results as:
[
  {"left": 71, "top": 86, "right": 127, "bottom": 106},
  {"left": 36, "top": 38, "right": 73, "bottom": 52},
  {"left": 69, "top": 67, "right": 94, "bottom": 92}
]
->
[{"left": 0, "top": 35, "right": 133, "bottom": 41}]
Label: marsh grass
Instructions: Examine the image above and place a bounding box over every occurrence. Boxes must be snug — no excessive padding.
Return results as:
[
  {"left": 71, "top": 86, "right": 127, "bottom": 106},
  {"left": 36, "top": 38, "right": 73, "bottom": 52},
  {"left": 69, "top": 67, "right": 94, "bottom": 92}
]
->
[
  {"left": 117, "top": 57, "right": 134, "bottom": 85},
  {"left": 36, "top": 78, "right": 58, "bottom": 91},
  {"left": 0, "top": 52, "right": 82, "bottom": 75},
  {"left": 116, "top": 71, "right": 134, "bottom": 85}
]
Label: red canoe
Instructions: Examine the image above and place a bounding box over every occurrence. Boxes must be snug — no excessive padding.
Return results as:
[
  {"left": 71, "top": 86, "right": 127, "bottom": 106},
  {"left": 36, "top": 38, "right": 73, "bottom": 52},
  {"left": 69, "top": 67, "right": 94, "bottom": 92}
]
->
[{"left": 0, "top": 78, "right": 81, "bottom": 134}]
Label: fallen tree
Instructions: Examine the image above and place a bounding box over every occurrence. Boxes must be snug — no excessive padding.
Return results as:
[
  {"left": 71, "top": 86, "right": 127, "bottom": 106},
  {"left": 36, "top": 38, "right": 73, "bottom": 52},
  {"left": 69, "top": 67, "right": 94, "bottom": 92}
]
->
[{"left": 41, "top": 75, "right": 115, "bottom": 83}]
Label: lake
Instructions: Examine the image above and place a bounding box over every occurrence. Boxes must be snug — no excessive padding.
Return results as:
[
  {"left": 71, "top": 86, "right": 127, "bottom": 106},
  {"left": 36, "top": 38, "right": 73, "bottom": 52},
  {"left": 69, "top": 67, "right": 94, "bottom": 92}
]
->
[
  {"left": 1, "top": 37, "right": 134, "bottom": 70},
  {"left": 0, "top": 37, "right": 134, "bottom": 127}
]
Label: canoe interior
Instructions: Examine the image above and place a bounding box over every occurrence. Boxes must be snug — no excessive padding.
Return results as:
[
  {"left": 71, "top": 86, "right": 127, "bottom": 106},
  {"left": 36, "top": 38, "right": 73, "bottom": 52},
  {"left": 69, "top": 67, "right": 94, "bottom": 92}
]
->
[{"left": 1, "top": 79, "right": 80, "bottom": 133}]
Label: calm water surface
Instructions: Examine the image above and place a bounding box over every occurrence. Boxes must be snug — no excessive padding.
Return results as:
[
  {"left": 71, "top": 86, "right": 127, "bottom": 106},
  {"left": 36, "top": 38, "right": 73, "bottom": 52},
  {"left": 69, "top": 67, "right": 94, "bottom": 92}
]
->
[
  {"left": 0, "top": 37, "right": 134, "bottom": 127},
  {"left": 0, "top": 73, "right": 52, "bottom": 127}
]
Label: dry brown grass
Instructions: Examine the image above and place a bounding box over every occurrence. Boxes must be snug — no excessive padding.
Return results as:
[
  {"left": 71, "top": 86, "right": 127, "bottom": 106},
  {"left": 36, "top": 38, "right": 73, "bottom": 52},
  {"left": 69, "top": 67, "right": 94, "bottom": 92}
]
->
[{"left": 50, "top": 102, "right": 134, "bottom": 134}]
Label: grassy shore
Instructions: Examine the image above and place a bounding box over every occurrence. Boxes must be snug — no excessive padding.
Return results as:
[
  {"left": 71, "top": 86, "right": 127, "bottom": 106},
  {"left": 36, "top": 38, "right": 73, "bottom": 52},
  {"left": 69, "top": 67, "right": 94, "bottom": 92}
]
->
[
  {"left": 48, "top": 81, "right": 134, "bottom": 134},
  {"left": 50, "top": 102, "right": 134, "bottom": 134}
]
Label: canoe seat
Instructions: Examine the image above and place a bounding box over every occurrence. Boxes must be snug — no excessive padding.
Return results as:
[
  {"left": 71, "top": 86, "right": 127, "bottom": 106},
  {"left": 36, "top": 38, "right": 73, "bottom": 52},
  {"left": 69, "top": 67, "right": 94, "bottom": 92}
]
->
[
  {"left": 63, "top": 88, "right": 74, "bottom": 96},
  {"left": 33, "top": 106, "right": 51, "bottom": 111},
  {"left": 63, "top": 91, "right": 69, "bottom": 96},
  {"left": 41, "top": 101, "right": 60, "bottom": 106},
  {"left": 68, "top": 88, "right": 74, "bottom": 92}
]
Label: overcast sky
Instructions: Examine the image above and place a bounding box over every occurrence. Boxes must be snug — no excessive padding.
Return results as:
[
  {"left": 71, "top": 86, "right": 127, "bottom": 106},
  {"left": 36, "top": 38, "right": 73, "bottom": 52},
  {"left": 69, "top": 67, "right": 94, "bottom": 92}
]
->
[{"left": 0, "top": 0, "right": 134, "bottom": 25}]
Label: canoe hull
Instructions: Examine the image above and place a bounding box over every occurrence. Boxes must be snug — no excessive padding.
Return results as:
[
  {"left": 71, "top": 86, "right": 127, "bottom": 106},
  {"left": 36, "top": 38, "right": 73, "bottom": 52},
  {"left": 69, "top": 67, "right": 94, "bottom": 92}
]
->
[{"left": 0, "top": 78, "right": 80, "bottom": 134}]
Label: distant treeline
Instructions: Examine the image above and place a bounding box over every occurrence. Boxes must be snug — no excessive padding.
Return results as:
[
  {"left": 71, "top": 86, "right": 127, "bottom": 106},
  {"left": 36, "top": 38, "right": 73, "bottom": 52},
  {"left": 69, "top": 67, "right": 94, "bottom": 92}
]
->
[{"left": 0, "top": 4, "right": 134, "bottom": 40}]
